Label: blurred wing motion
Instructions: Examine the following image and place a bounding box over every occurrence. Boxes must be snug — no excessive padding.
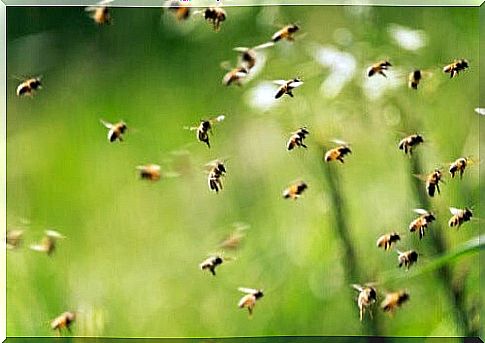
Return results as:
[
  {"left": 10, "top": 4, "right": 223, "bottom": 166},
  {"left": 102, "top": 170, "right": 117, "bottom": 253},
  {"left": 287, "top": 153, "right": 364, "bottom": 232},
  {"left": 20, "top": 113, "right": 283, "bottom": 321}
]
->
[{"left": 474, "top": 108, "right": 485, "bottom": 115}]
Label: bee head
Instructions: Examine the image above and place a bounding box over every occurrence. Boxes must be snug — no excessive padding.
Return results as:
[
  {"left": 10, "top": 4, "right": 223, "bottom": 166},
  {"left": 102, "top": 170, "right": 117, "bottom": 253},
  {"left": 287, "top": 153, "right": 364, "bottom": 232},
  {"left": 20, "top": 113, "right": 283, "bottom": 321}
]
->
[
  {"left": 289, "top": 24, "right": 299, "bottom": 33},
  {"left": 201, "top": 120, "right": 211, "bottom": 130},
  {"left": 464, "top": 208, "right": 473, "bottom": 219},
  {"left": 214, "top": 256, "right": 223, "bottom": 265},
  {"left": 217, "top": 162, "right": 226, "bottom": 173},
  {"left": 254, "top": 290, "right": 264, "bottom": 299}
]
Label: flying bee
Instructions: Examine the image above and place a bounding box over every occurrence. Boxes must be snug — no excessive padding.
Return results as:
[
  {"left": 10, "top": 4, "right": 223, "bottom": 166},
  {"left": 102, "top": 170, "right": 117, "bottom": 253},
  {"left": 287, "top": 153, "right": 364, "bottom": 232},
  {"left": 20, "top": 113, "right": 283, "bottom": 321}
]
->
[
  {"left": 449, "top": 157, "right": 475, "bottom": 179},
  {"left": 219, "top": 222, "right": 249, "bottom": 250},
  {"left": 287, "top": 127, "right": 309, "bottom": 151},
  {"left": 51, "top": 311, "right": 76, "bottom": 335},
  {"left": 199, "top": 254, "right": 233, "bottom": 276},
  {"left": 443, "top": 59, "right": 469, "bottom": 78},
  {"left": 448, "top": 207, "right": 473, "bottom": 228},
  {"left": 324, "top": 141, "right": 352, "bottom": 163},
  {"left": 16, "top": 76, "right": 42, "bottom": 97},
  {"left": 100, "top": 119, "right": 127, "bottom": 143},
  {"left": 398, "top": 134, "right": 424, "bottom": 155},
  {"left": 6, "top": 229, "right": 24, "bottom": 250},
  {"left": 352, "top": 284, "right": 377, "bottom": 322},
  {"left": 238, "top": 287, "right": 264, "bottom": 316},
  {"left": 381, "top": 290, "right": 409, "bottom": 313},
  {"left": 367, "top": 60, "right": 392, "bottom": 78},
  {"left": 85, "top": 0, "right": 113, "bottom": 25},
  {"left": 194, "top": 7, "right": 226, "bottom": 31},
  {"left": 136, "top": 164, "right": 161, "bottom": 181},
  {"left": 222, "top": 66, "right": 249, "bottom": 86},
  {"left": 376, "top": 232, "right": 400, "bottom": 251},
  {"left": 165, "top": 0, "right": 191, "bottom": 20},
  {"left": 233, "top": 42, "right": 274, "bottom": 70},
  {"left": 185, "top": 115, "right": 225, "bottom": 148},
  {"left": 273, "top": 78, "right": 303, "bottom": 99},
  {"left": 423, "top": 169, "right": 443, "bottom": 197},
  {"left": 30, "top": 230, "right": 65, "bottom": 255},
  {"left": 408, "top": 70, "right": 421, "bottom": 89},
  {"left": 283, "top": 180, "right": 307, "bottom": 200},
  {"left": 397, "top": 249, "right": 418, "bottom": 270},
  {"left": 409, "top": 209, "right": 435, "bottom": 240},
  {"left": 271, "top": 24, "right": 300, "bottom": 42},
  {"left": 207, "top": 160, "right": 226, "bottom": 193}
]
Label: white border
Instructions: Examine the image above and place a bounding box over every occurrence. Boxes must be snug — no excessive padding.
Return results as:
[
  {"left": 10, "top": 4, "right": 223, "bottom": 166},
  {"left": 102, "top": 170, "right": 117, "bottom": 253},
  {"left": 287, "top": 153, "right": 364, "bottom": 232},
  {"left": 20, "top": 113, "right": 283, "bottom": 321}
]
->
[{"left": 0, "top": 1, "right": 5, "bottom": 342}]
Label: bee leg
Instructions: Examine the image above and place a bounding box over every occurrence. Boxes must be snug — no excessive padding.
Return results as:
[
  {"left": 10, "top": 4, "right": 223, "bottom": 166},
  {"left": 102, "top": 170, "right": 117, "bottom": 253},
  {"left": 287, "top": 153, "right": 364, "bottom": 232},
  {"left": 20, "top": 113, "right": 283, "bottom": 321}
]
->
[
  {"left": 436, "top": 183, "right": 440, "bottom": 194},
  {"left": 460, "top": 170, "right": 464, "bottom": 179},
  {"left": 301, "top": 143, "right": 307, "bottom": 149},
  {"left": 287, "top": 91, "right": 294, "bottom": 97},
  {"left": 210, "top": 267, "right": 216, "bottom": 276},
  {"left": 359, "top": 307, "right": 363, "bottom": 322},
  {"left": 338, "top": 157, "right": 345, "bottom": 163},
  {"left": 379, "top": 71, "right": 387, "bottom": 78}
]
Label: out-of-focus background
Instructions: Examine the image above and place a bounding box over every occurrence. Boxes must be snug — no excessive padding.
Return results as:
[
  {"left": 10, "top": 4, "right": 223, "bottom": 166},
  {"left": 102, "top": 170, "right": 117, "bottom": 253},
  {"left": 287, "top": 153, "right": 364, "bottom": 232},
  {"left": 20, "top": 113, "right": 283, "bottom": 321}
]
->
[{"left": 6, "top": 4, "right": 482, "bottom": 338}]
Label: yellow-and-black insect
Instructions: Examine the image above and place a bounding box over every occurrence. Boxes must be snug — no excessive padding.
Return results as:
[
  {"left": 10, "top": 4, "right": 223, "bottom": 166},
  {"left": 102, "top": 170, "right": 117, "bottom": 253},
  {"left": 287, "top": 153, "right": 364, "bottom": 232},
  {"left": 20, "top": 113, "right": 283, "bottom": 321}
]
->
[
  {"left": 166, "top": 0, "right": 191, "bottom": 20},
  {"left": 233, "top": 42, "right": 274, "bottom": 70},
  {"left": 397, "top": 249, "right": 418, "bottom": 270},
  {"left": 352, "top": 284, "right": 377, "bottom": 321},
  {"left": 408, "top": 209, "right": 435, "bottom": 239},
  {"left": 238, "top": 287, "right": 264, "bottom": 316},
  {"left": 367, "top": 60, "right": 392, "bottom": 78},
  {"left": 381, "top": 291, "right": 409, "bottom": 313},
  {"left": 85, "top": 0, "right": 113, "bottom": 25},
  {"left": 30, "top": 230, "right": 64, "bottom": 256},
  {"left": 136, "top": 164, "right": 161, "bottom": 181},
  {"left": 398, "top": 134, "right": 424, "bottom": 155},
  {"left": 196, "top": 7, "right": 226, "bottom": 31},
  {"left": 283, "top": 181, "right": 307, "bottom": 200},
  {"left": 199, "top": 255, "right": 224, "bottom": 276},
  {"left": 376, "top": 232, "right": 400, "bottom": 251},
  {"left": 219, "top": 223, "right": 249, "bottom": 250},
  {"left": 207, "top": 160, "right": 226, "bottom": 193},
  {"left": 448, "top": 207, "right": 473, "bottom": 228},
  {"left": 51, "top": 311, "right": 76, "bottom": 335},
  {"left": 287, "top": 127, "right": 309, "bottom": 151},
  {"left": 100, "top": 119, "right": 127, "bottom": 143},
  {"left": 16, "top": 77, "right": 42, "bottom": 97},
  {"left": 424, "top": 169, "right": 443, "bottom": 197},
  {"left": 273, "top": 78, "right": 303, "bottom": 99},
  {"left": 443, "top": 59, "right": 469, "bottom": 78},
  {"left": 408, "top": 70, "right": 422, "bottom": 89},
  {"left": 222, "top": 67, "right": 249, "bottom": 86},
  {"left": 449, "top": 157, "right": 474, "bottom": 179},
  {"left": 186, "top": 115, "right": 225, "bottom": 148},
  {"left": 324, "top": 141, "right": 352, "bottom": 163},
  {"left": 6, "top": 229, "right": 24, "bottom": 250},
  {"left": 272, "top": 24, "right": 300, "bottom": 42}
]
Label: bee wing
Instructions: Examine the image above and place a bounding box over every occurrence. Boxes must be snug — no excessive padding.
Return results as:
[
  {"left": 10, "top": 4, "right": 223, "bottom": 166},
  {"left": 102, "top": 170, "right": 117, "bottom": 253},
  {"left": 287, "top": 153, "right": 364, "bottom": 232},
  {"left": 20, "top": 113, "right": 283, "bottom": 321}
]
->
[
  {"left": 99, "top": 119, "right": 113, "bottom": 129},
  {"left": 209, "top": 115, "right": 226, "bottom": 124},
  {"left": 29, "top": 244, "right": 47, "bottom": 252},
  {"left": 413, "top": 208, "right": 429, "bottom": 215},
  {"left": 273, "top": 80, "right": 287, "bottom": 86},
  {"left": 45, "top": 230, "right": 64, "bottom": 239},
  {"left": 351, "top": 284, "right": 364, "bottom": 292},
  {"left": 412, "top": 174, "right": 428, "bottom": 181},
  {"left": 162, "top": 171, "right": 180, "bottom": 178},
  {"left": 183, "top": 126, "right": 198, "bottom": 131},
  {"left": 233, "top": 47, "right": 250, "bottom": 53},
  {"left": 474, "top": 108, "right": 485, "bottom": 116},
  {"left": 331, "top": 139, "right": 350, "bottom": 146},
  {"left": 449, "top": 207, "right": 462, "bottom": 215},
  {"left": 252, "top": 41, "right": 275, "bottom": 50},
  {"left": 238, "top": 287, "right": 259, "bottom": 294},
  {"left": 288, "top": 80, "right": 304, "bottom": 88}
]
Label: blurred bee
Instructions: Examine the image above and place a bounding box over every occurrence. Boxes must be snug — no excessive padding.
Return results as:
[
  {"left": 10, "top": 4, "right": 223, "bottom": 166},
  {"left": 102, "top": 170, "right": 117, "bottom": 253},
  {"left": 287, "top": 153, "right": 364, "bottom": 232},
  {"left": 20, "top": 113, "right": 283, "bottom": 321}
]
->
[
  {"left": 16, "top": 76, "right": 42, "bottom": 97},
  {"left": 287, "top": 127, "right": 309, "bottom": 151},
  {"left": 449, "top": 157, "right": 475, "bottom": 179},
  {"left": 238, "top": 287, "right": 264, "bottom": 316},
  {"left": 367, "top": 60, "right": 392, "bottom": 78},
  {"left": 85, "top": 0, "right": 113, "bottom": 25},
  {"left": 443, "top": 59, "right": 469, "bottom": 78},
  {"left": 6, "top": 229, "right": 24, "bottom": 250},
  {"left": 166, "top": 0, "right": 191, "bottom": 20},
  {"left": 195, "top": 7, "right": 226, "bottom": 31},
  {"left": 272, "top": 24, "right": 300, "bottom": 42},
  {"left": 100, "top": 119, "right": 127, "bottom": 143},
  {"left": 409, "top": 209, "right": 435, "bottom": 240},
  {"left": 352, "top": 284, "right": 377, "bottom": 321},
  {"left": 200, "top": 254, "right": 233, "bottom": 276},
  {"left": 185, "top": 115, "right": 225, "bottom": 148},
  {"left": 408, "top": 70, "right": 422, "bottom": 89},
  {"left": 381, "top": 290, "right": 409, "bottom": 313},
  {"left": 233, "top": 42, "right": 274, "bottom": 70},
  {"left": 397, "top": 249, "right": 418, "bottom": 270},
  {"left": 422, "top": 169, "right": 443, "bottom": 197},
  {"left": 324, "top": 141, "right": 352, "bottom": 163},
  {"left": 398, "top": 134, "right": 424, "bottom": 155},
  {"left": 207, "top": 160, "right": 226, "bottom": 193},
  {"left": 51, "top": 311, "right": 76, "bottom": 335},
  {"left": 376, "top": 232, "right": 400, "bottom": 251},
  {"left": 448, "top": 207, "right": 473, "bottom": 228},
  {"left": 30, "top": 230, "right": 64, "bottom": 256},
  {"left": 283, "top": 180, "right": 308, "bottom": 200},
  {"left": 222, "top": 66, "right": 249, "bottom": 86},
  {"left": 273, "top": 78, "right": 303, "bottom": 99},
  {"left": 219, "top": 223, "right": 249, "bottom": 250},
  {"left": 136, "top": 164, "right": 161, "bottom": 181}
]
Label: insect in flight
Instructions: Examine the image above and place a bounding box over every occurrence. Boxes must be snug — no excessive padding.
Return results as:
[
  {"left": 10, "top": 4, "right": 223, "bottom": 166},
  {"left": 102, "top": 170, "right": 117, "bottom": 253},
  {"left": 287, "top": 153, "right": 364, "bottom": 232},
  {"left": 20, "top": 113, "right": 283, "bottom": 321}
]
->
[
  {"left": 100, "top": 119, "right": 127, "bottom": 143},
  {"left": 194, "top": 7, "right": 226, "bottom": 31},
  {"left": 448, "top": 207, "right": 473, "bottom": 228},
  {"left": 283, "top": 180, "right": 307, "bottom": 200},
  {"left": 420, "top": 169, "right": 443, "bottom": 197},
  {"left": 409, "top": 209, "right": 435, "bottom": 240},
  {"left": 30, "top": 230, "right": 65, "bottom": 256},
  {"left": 207, "top": 160, "right": 226, "bottom": 193},
  {"left": 136, "top": 164, "right": 161, "bottom": 181},
  {"left": 408, "top": 70, "right": 421, "bottom": 89},
  {"left": 376, "top": 232, "right": 400, "bottom": 251},
  {"left": 273, "top": 78, "right": 303, "bottom": 99},
  {"left": 381, "top": 290, "right": 409, "bottom": 313},
  {"left": 219, "top": 223, "right": 249, "bottom": 250},
  {"left": 233, "top": 42, "right": 274, "bottom": 70},
  {"left": 287, "top": 127, "right": 309, "bottom": 151},
  {"left": 51, "top": 311, "right": 76, "bottom": 335},
  {"left": 324, "top": 140, "right": 352, "bottom": 163},
  {"left": 352, "top": 284, "right": 377, "bottom": 321},
  {"left": 16, "top": 76, "right": 42, "bottom": 97},
  {"left": 85, "top": 0, "right": 113, "bottom": 25},
  {"left": 398, "top": 134, "right": 424, "bottom": 156},
  {"left": 271, "top": 24, "right": 300, "bottom": 42},
  {"left": 367, "top": 60, "right": 392, "bottom": 78},
  {"left": 185, "top": 115, "right": 225, "bottom": 148},
  {"left": 443, "top": 59, "right": 469, "bottom": 78},
  {"left": 222, "top": 66, "right": 249, "bottom": 86},
  {"left": 449, "top": 157, "right": 475, "bottom": 179},
  {"left": 199, "top": 254, "right": 233, "bottom": 276},
  {"left": 165, "top": 0, "right": 191, "bottom": 20},
  {"left": 238, "top": 287, "right": 264, "bottom": 317},
  {"left": 6, "top": 230, "right": 24, "bottom": 250},
  {"left": 397, "top": 249, "right": 418, "bottom": 270}
]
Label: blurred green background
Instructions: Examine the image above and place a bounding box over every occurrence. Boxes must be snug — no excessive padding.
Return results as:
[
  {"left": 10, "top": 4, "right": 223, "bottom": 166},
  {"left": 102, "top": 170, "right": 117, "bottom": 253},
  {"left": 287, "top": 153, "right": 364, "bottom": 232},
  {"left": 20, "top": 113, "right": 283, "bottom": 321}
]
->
[{"left": 5, "top": 4, "right": 482, "bottom": 338}]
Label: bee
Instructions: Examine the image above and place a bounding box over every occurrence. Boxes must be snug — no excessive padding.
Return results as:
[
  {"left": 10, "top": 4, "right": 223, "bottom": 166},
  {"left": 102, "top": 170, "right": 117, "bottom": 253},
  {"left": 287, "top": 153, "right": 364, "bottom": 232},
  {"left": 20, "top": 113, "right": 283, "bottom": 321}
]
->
[
  {"left": 51, "top": 311, "right": 76, "bottom": 335},
  {"left": 449, "top": 157, "right": 474, "bottom": 179},
  {"left": 397, "top": 249, "right": 418, "bottom": 270},
  {"left": 136, "top": 164, "right": 161, "bottom": 181},
  {"left": 271, "top": 24, "right": 300, "bottom": 42},
  {"left": 195, "top": 7, "right": 226, "bottom": 31},
  {"left": 352, "top": 284, "right": 377, "bottom": 321},
  {"left": 100, "top": 119, "right": 127, "bottom": 143},
  {"left": 222, "top": 67, "right": 249, "bottom": 86},
  {"left": 186, "top": 115, "right": 225, "bottom": 148},
  {"left": 238, "top": 287, "right": 264, "bottom": 316},
  {"left": 398, "top": 134, "right": 424, "bottom": 155},
  {"left": 448, "top": 207, "right": 473, "bottom": 228},
  {"left": 409, "top": 209, "right": 435, "bottom": 239},
  {"left": 324, "top": 141, "right": 352, "bottom": 163},
  {"left": 376, "top": 232, "right": 400, "bottom": 251},
  {"left": 283, "top": 181, "right": 308, "bottom": 200},
  {"left": 85, "top": 0, "right": 113, "bottom": 25},
  {"left": 423, "top": 169, "right": 443, "bottom": 197},
  {"left": 16, "top": 77, "right": 42, "bottom": 97},
  {"left": 199, "top": 255, "right": 224, "bottom": 276},
  {"left": 30, "top": 230, "right": 64, "bottom": 255},
  {"left": 207, "top": 160, "right": 226, "bottom": 193},
  {"left": 408, "top": 70, "right": 422, "bottom": 89},
  {"left": 166, "top": 0, "right": 191, "bottom": 20},
  {"left": 287, "top": 127, "right": 309, "bottom": 151},
  {"left": 273, "top": 78, "right": 303, "bottom": 99},
  {"left": 219, "top": 223, "right": 249, "bottom": 250},
  {"left": 443, "top": 59, "right": 469, "bottom": 78},
  {"left": 367, "top": 60, "right": 392, "bottom": 78},
  {"left": 381, "top": 290, "right": 409, "bottom": 313},
  {"left": 233, "top": 42, "right": 274, "bottom": 70},
  {"left": 6, "top": 229, "right": 24, "bottom": 250}
]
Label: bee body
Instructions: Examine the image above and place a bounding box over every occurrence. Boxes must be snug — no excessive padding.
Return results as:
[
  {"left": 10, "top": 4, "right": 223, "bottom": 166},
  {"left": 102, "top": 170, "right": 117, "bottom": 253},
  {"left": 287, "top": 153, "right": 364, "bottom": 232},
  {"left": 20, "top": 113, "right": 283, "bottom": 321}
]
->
[
  {"left": 408, "top": 70, "right": 422, "bottom": 89},
  {"left": 283, "top": 181, "right": 307, "bottom": 200},
  {"left": 167, "top": 1, "right": 190, "bottom": 20},
  {"left": 397, "top": 250, "right": 418, "bottom": 270},
  {"left": 367, "top": 60, "right": 391, "bottom": 78},
  {"left": 287, "top": 127, "right": 309, "bottom": 150},
  {"left": 376, "top": 232, "right": 400, "bottom": 250},
  {"left": 222, "top": 67, "right": 248, "bottom": 86},
  {"left": 136, "top": 164, "right": 161, "bottom": 181},
  {"left": 272, "top": 24, "right": 299, "bottom": 42},
  {"left": 85, "top": 1, "right": 112, "bottom": 25},
  {"left": 238, "top": 287, "right": 264, "bottom": 316},
  {"left": 189, "top": 115, "right": 225, "bottom": 148},
  {"left": 324, "top": 144, "right": 351, "bottom": 163},
  {"left": 425, "top": 169, "right": 442, "bottom": 197},
  {"left": 448, "top": 207, "right": 473, "bottom": 228},
  {"left": 381, "top": 291, "right": 409, "bottom": 313},
  {"left": 208, "top": 161, "right": 226, "bottom": 193},
  {"left": 16, "top": 77, "right": 42, "bottom": 97},
  {"left": 51, "top": 311, "right": 76, "bottom": 334},
  {"left": 6, "top": 230, "right": 24, "bottom": 250},
  {"left": 100, "top": 120, "right": 127, "bottom": 143},
  {"left": 202, "top": 7, "right": 226, "bottom": 31},
  {"left": 443, "top": 59, "right": 469, "bottom": 78},
  {"left": 199, "top": 255, "right": 224, "bottom": 276},
  {"left": 30, "top": 230, "right": 64, "bottom": 256},
  {"left": 233, "top": 42, "right": 273, "bottom": 71},
  {"left": 409, "top": 209, "right": 435, "bottom": 239},
  {"left": 274, "top": 78, "right": 303, "bottom": 99},
  {"left": 449, "top": 157, "right": 469, "bottom": 179},
  {"left": 352, "top": 284, "right": 377, "bottom": 321},
  {"left": 398, "top": 134, "right": 423, "bottom": 155}
]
